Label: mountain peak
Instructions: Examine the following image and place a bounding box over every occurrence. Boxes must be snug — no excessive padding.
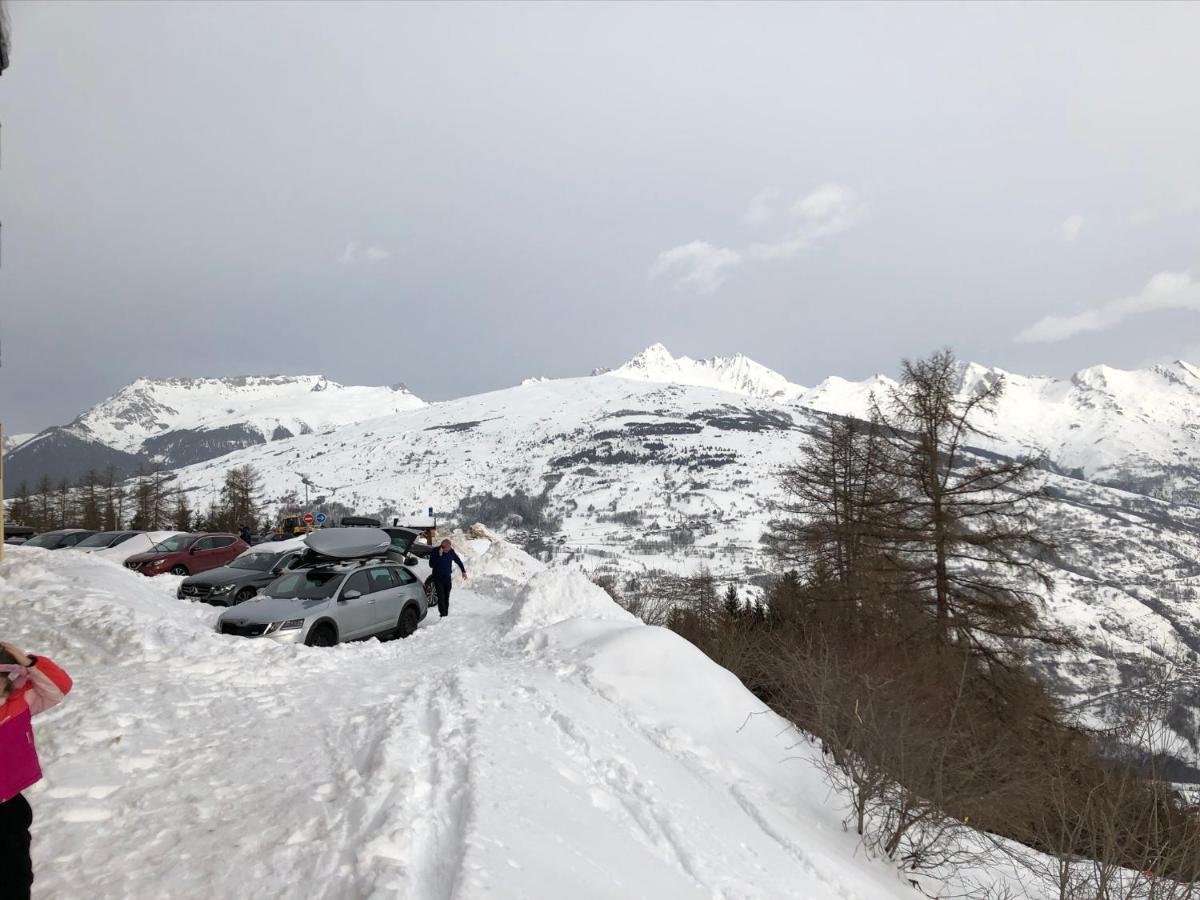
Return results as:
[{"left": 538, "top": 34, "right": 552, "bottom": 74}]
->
[{"left": 605, "top": 344, "right": 806, "bottom": 402}]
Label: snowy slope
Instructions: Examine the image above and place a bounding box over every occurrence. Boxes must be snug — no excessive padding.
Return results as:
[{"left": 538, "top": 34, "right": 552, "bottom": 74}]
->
[{"left": 0, "top": 540, "right": 1029, "bottom": 899}]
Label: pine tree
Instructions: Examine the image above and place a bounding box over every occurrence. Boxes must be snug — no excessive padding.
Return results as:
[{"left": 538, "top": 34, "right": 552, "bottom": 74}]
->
[
  {"left": 722, "top": 583, "right": 741, "bottom": 619},
  {"left": 101, "top": 466, "right": 122, "bottom": 530},
  {"left": 78, "top": 470, "right": 103, "bottom": 530},
  {"left": 172, "top": 489, "right": 193, "bottom": 532},
  {"left": 34, "top": 475, "right": 54, "bottom": 531},
  {"left": 54, "top": 478, "right": 73, "bottom": 528},
  {"left": 9, "top": 481, "right": 32, "bottom": 525},
  {"left": 213, "top": 465, "right": 262, "bottom": 533}
]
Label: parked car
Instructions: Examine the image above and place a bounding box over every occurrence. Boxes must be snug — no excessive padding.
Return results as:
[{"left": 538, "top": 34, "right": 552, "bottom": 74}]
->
[
  {"left": 178, "top": 541, "right": 306, "bottom": 607},
  {"left": 20, "top": 528, "right": 97, "bottom": 550},
  {"left": 93, "top": 530, "right": 183, "bottom": 565},
  {"left": 73, "top": 530, "right": 145, "bottom": 552},
  {"left": 294, "top": 525, "right": 434, "bottom": 603},
  {"left": 3, "top": 525, "right": 36, "bottom": 545},
  {"left": 216, "top": 559, "right": 429, "bottom": 646},
  {"left": 124, "top": 532, "right": 249, "bottom": 577}
]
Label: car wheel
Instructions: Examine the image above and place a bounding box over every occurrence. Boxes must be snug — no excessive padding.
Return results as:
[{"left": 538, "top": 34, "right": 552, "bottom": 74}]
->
[
  {"left": 233, "top": 587, "right": 255, "bottom": 605},
  {"left": 396, "top": 605, "right": 420, "bottom": 639},
  {"left": 171, "top": 564, "right": 189, "bottom": 576},
  {"left": 305, "top": 623, "right": 337, "bottom": 648},
  {"left": 424, "top": 578, "right": 436, "bottom": 605}
]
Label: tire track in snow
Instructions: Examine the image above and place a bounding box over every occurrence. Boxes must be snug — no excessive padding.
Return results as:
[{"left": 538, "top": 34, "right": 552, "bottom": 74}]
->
[{"left": 407, "top": 672, "right": 475, "bottom": 900}]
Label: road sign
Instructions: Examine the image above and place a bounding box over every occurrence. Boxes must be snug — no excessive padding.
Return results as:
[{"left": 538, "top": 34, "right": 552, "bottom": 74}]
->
[
  {"left": 428, "top": 506, "right": 434, "bottom": 517},
  {"left": 315, "top": 512, "right": 327, "bottom": 525},
  {"left": 303, "top": 512, "right": 315, "bottom": 525}
]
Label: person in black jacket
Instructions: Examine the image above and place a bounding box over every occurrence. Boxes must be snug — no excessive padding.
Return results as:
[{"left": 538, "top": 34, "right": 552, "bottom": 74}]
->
[{"left": 429, "top": 539, "right": 466, "bottom": 617}]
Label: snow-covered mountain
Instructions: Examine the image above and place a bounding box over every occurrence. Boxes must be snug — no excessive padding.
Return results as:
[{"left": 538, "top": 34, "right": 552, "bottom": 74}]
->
[
  {"left": 154, "top": 366, "right": 1200, "bottom": 768},
  {"left": 8, "top": 347, "right": 1200, "bottom": 765},
  {"left": 605, "top": 342, "right": 807, "bottom": 402},
  {"left": 3, "top": 375, "right": 423, "bottom": 492},
  {"left": 605, "top": 346, "right": 1200, "bottom": 505}
]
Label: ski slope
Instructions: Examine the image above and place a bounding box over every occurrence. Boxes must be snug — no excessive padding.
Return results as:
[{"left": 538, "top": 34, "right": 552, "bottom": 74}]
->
[{"left": 0, "top": 537, "right": 1038, "bottom": 899}]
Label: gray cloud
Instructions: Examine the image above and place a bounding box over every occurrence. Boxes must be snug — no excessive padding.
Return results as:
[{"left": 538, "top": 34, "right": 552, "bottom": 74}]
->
[
  {"left": 1017, "top": 271, "right": 1200, "bottom": 343},
  {"left": 1057, "top": 214, "right": 1085, "bottom": 243},
  {"left": 337, "top": 242, "right": 391, "bottom": 265},
  {"left": 652, "top": 184, "right": 867, "bottom": 294}
]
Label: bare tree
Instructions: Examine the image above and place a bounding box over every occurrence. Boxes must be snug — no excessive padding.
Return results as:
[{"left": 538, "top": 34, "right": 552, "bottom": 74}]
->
[{"left": 869, "top": 349, "right": 1071, "bottom": 660}]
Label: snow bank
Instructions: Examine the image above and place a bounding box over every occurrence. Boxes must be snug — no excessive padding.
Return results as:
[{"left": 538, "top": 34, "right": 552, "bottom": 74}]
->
[
  {"left": 0, "top": 546, "right": 217, "bottom": 663},
  {"left": 87, "top": 530, "right": 182, "bottom": 564},
  {"left": 0, "top": 543, "right": 1050, "bottom": 899},
  {"left": 505, "top": 568, "right": 636, "bottom": 633}
]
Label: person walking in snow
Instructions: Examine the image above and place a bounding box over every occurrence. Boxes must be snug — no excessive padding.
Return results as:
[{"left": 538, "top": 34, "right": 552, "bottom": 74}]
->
[
  {"left": 0, "top": 641, "right": 73, "bottom": 900},
  {"left": 429, "top": 539, "right": 466, "bottom": 617}
]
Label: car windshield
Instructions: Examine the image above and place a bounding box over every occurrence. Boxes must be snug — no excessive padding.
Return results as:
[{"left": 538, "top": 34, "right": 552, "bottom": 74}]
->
[
  {"left": 230, "top": 552, "right": 280, "bottom": 572},
  {"left": 149, "top": 535, "right": 193, "bottom": 553},
  {"left": 23, "top": 532, "right": 66, "bottom": 548},
  {"left": 75, "top": 532, "right": 119, "bottom": 548},
  {"left": 263, "top": 570, "right": 342, "bottom": 600}
]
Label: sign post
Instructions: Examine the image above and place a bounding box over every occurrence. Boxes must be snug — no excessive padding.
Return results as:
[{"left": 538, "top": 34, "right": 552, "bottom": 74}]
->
[{"left": 302, "top": 512, "right": 315, "bottom": 531}]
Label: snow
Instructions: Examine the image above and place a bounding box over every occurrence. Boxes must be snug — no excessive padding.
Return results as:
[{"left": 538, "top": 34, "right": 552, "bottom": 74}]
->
[
  {"left": 606, "top": 343, "right": 808, "bottom": 402},
  {"left": 77, "top": 531, "right": 183, "bottom": 564},
  {"left": 65, "top": 375, "right": 425, "bottom": 456},
  {"left": 2, "top": 431, "right": 35, "bottom": 454},
  {"left": 504, "top": 568, "right": 635, "bottom": 633},
  {"left": 0, "top": 537, "right": 1050, "bottom": 899}
]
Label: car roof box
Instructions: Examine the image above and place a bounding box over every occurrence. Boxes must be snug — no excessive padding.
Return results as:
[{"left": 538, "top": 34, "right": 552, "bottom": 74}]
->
[{"left": 304, "top": 527, "right": 391, "bottom": 560}]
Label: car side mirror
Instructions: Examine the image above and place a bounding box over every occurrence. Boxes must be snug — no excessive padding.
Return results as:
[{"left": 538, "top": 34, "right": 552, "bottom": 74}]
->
[
  {"left": 271, "top": 568, "right": 284, "bottom": 577},
  {"left": 342, "top": 590, "right": 362, "bottom": 601},
  {"left": 189, "top": 547, "right": 198, "bottom": 554},
  {"left": 404, "top": 555, "right": 418, "bottom": 566}
]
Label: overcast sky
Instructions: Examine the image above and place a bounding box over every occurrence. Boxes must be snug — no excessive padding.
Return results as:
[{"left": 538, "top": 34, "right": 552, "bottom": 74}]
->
[{"left": 3, "top": 1, "right": 1200, "bottom": 434}]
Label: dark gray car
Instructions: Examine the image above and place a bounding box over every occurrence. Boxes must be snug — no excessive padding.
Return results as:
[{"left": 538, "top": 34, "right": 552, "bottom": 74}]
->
[
  {"left": 178, "top": 546, "right": 304, "bottom": 607},
  {"left": 21, "top": 528, "right": 97, "bottom": 550}
]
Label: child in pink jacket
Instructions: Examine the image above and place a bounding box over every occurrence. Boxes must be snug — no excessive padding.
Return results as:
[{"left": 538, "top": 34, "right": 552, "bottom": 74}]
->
[{"left": 0, "top": 641, "right": 73, "bottom": 900}]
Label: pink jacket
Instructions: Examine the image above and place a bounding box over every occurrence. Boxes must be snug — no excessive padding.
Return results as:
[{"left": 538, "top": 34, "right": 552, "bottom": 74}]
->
[{"left": 0, "top": 656, "right": 73, "bottom": 804}]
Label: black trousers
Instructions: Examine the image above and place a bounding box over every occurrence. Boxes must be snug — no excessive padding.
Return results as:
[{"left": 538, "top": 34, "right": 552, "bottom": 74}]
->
[
  {"left": 0, "top": 794, "right": 33, "bottom": 900},
  {"left": 434, "top": 576, "right": 452, "bottom": 616}
]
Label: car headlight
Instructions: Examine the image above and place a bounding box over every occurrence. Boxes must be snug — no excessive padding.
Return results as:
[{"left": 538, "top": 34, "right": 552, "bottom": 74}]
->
[
  {"left": 213, "top": 583, "right": 237, "bottom": 594},
  {"left": 263, "top": 619, "right": 305, "bottom": 635}
]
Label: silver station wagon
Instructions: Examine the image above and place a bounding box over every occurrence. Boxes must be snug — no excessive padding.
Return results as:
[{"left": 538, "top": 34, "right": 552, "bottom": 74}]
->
[{"left": 217, "top": 559, "right": 429, "bottom": 646}]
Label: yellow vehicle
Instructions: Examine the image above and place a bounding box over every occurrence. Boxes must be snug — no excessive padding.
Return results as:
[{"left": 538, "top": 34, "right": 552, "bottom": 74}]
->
[{"left": 277, "top": 515, "right": 308, "bottom": 536}]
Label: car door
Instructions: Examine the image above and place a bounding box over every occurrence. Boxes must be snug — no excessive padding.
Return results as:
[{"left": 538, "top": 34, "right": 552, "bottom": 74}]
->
[
  {"left": 337, "top": 570, "right": 376, "bottom": 639},
  {"left": 189, "top": 536, "right": 222, "bottom": 572},
  {"left": 364, "top": 566, "right": 403, "bottom": 634},
  {"left": 391, "top": 566, "right": 424, "bottom": 612},
  {"left": 208, "top": 536, "right": 242, "bottom": 569}
]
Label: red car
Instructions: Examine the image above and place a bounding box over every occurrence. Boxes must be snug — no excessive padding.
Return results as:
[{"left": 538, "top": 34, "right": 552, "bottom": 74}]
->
[{"left": 124, "top": 533, "right": 249, "bottom": 577}]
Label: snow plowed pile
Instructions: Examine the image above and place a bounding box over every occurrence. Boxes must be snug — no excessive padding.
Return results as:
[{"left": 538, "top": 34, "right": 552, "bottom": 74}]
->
[{"left": 0, "top": 539, "right": 1030, "bottom": 899}]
